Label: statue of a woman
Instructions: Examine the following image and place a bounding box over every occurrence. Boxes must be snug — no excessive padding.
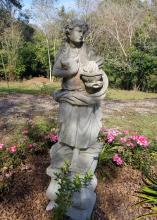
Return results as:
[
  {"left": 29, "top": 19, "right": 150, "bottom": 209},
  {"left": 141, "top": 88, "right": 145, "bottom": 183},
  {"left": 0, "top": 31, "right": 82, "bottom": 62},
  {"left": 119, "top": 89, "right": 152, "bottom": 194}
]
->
[{"left": 46, "top": 19, "right": 108, "bottom": 220}]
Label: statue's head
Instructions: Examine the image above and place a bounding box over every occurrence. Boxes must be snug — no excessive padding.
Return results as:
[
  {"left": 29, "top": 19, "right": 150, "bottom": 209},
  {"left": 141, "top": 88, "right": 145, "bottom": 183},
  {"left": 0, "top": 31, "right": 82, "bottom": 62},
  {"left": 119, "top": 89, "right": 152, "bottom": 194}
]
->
[{"left": 64, "top": 19, "right": 89, "bottom": 44}]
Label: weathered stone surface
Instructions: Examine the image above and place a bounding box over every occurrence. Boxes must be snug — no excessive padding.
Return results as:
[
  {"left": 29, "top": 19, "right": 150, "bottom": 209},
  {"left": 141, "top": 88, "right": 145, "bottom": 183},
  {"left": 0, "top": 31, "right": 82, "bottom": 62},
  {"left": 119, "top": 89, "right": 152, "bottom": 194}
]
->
[
  {"left": 67, "top": 188, "right": 96, "bottom": 220},
  {"left": 46, "top": 19, "right": 108, "bottom": 219}
]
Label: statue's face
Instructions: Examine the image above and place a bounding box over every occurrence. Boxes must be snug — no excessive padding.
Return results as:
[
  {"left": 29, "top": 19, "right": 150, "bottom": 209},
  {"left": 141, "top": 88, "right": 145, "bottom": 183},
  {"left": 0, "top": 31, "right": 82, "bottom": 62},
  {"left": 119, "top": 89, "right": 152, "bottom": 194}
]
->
[{"left": 69, "top": 26, "right": 84, "bottom": 43}]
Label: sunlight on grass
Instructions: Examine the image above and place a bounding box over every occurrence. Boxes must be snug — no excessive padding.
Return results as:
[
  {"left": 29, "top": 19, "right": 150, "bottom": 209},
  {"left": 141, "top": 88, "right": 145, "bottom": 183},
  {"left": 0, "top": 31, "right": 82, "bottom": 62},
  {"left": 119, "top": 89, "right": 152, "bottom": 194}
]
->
[
  {"left": 0, "top": 81, "right": 60, "bottom": 95},
  {"left": 107, "top": 88, "right": 157, "bottom": 100},
  {"left": 103, "top": 112, "right": 157, "bottom": 140},
  {"left": 0, "top": 81, "right": 157, "bottom": 99}
]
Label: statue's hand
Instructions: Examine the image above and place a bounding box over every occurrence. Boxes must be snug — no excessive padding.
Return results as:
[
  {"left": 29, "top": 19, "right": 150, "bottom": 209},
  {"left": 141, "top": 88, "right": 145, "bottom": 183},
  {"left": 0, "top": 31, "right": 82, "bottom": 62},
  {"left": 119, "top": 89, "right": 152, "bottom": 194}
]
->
[{"left": 61, "top": 56, "right": 79, "bottom": 75}]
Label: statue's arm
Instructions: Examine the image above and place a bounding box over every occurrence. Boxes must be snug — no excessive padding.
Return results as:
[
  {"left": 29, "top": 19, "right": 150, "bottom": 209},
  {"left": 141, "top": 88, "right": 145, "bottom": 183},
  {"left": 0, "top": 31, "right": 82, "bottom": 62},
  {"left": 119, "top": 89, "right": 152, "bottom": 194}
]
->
[
  {"left": 53, "top": 57, "right": 70, "bottom": 78},
  {"left": 53, "top": 48, "right": 79, "bottom": 78}
]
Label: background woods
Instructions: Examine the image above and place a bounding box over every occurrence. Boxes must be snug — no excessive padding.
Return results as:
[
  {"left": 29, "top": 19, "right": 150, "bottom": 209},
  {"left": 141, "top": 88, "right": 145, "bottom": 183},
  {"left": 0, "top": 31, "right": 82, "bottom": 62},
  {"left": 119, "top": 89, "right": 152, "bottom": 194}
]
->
[{"left": 0, "top": 0, "right": 157, "bottom": 91}]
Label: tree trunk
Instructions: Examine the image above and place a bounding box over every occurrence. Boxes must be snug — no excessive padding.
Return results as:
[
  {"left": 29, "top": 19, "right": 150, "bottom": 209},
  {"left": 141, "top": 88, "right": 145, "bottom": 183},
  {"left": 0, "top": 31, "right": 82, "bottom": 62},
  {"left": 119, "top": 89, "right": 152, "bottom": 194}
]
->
[
  {"left": 0, "top": 52, "right": 10, "bottom": 89},
  {"left": 46, "top": 37, "right": 52, "bottom": 82}
]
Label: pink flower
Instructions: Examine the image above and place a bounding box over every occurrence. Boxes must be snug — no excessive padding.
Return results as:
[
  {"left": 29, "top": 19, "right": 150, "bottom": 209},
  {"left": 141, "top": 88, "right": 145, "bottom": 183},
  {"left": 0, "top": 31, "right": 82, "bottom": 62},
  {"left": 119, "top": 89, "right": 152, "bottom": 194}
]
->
[
  {"left": 127, "top": 141, "right": 136, "bottom": 148},
  {"left": 123, "top": 130, "right": 129, "bottom": 135},
  {"left": 22, "top": 129, "right": 29, "bottom": 135},
  {"left": 129, "top": 135, "right": 149, "bottom": 148},
  {"left": 28, "top": 144, "right": 33, "bottom": 149},
  {"left": 107, "top": 134, "right": 115, "bottom": 143},
  {"left": 120, "top": 137, "right": 127, "bottom": 144},
  {"left": 112, "top": 153, "right": 124, "bottom": 165},
  {"left": 107, "top": 129, "right": 121, "bottom": 143},
  {"left": 0, "top": 143, "right": 4, "bottom": 150},
  {"left": 136, "top": 135, "right": 149, "bottom": 148},
  {"left": 9, "top": 145, "right": 17, "bottom": 153},
  {"left": 100, "top": 127, "right": 107, "bottom": 132},
  {"left": 49, "top": 133, "right": 59, "bottom": 143},
  {"left": 5, "top": 172, "right": 13, "bottom": 178}
]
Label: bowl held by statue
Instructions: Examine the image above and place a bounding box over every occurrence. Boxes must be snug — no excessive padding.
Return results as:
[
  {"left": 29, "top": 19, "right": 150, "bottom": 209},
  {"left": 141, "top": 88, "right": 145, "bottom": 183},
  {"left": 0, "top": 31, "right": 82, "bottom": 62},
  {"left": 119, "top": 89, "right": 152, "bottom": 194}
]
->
[{"left": 80, "top": 73, "right": 103, "bottom": 94}]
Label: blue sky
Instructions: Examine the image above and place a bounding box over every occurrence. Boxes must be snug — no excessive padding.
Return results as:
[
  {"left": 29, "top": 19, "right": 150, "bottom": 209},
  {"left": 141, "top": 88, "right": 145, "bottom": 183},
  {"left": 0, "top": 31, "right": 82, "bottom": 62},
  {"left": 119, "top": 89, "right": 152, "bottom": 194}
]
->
[{"left": 23, "top": 0, "right": 76, "bottom": 10}]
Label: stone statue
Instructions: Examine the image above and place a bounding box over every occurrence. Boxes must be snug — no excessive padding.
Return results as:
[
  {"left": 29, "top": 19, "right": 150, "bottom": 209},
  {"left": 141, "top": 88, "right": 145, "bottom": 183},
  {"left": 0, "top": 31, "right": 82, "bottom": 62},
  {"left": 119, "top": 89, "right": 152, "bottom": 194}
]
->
[{"left": 46, "top": 19, "right": 108, "bottom": 220}]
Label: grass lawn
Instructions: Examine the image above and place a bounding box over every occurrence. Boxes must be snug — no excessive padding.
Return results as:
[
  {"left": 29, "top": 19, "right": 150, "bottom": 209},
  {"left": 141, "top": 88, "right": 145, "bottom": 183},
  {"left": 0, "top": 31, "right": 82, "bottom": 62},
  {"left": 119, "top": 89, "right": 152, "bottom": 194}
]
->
[
  {"left": 0, "top": 79, "right": 157, "bottom": 140},
  {"left": 0, "top": 80, "right": 157, "bottom": 100},
  {"left": 107, "top": 88, "right": 157, "bottom": 100},
  {"left": 104, "top": 112, "right": 157, "bottom": 140},
  {"left": 0, "top": 80, "right": 59, "bottom": 95}
]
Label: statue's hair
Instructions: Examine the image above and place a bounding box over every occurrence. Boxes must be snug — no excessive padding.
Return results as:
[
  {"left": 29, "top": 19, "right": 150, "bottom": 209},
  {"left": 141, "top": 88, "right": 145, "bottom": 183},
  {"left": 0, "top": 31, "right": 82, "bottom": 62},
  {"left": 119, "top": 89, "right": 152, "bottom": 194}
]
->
[{"left": 64, "top": 19, "right": 89, "bottom": 38}]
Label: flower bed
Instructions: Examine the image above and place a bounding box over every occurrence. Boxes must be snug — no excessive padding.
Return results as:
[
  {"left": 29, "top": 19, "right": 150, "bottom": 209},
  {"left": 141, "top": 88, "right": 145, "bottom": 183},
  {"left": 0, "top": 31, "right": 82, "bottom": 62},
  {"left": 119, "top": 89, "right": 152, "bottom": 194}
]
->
[
  {"left": 0, "top": 118, "right": 58, "bottom": 193},
  {"left": 99, "top": 128, "right": 157, "bottom": 175},
  {"left": 0, "top": 124, "right": 157, "bottom": 194}
]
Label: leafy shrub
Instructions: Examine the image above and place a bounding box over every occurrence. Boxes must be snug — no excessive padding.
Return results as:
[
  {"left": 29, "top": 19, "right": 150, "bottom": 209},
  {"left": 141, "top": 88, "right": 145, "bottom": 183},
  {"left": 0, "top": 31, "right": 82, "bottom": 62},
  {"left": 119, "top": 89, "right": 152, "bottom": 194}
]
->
[
  {"left": 99, "top": 128, "right": 156, "bottom": 175},
  {"left": 53, "top": 161, "right": 93, "bottom": 220}
]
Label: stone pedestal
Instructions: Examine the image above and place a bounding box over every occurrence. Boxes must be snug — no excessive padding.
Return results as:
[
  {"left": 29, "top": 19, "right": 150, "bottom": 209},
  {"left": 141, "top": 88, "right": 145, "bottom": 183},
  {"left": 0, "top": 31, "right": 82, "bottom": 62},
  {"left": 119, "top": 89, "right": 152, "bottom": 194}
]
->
[{"left": 67, "top": 188, "right": 96, "bottom": 220}]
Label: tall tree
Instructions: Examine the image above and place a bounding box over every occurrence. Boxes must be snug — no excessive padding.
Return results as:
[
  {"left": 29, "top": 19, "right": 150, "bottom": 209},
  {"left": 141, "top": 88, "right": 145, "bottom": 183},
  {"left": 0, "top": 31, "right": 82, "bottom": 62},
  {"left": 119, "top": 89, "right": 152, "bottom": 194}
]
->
[
  {"left": 1, "top": 22, "right": 24, "bottom": 80},
  {"left": 91, "top": 0, "right": 145, "bottom": 57},
  {"left": 31, "top": 0, "right": 58, "bottom": 81}
]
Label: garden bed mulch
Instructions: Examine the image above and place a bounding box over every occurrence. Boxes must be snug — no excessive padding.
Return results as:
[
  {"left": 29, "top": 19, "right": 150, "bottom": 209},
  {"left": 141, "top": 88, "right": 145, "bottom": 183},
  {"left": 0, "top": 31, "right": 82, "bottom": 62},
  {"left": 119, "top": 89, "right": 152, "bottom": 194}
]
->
[
  {"left": 0, "top": 154, "right": 51, "bottom": 220},
  {"left": 1, "top": 153, "right": 155, "bottom": 220}
]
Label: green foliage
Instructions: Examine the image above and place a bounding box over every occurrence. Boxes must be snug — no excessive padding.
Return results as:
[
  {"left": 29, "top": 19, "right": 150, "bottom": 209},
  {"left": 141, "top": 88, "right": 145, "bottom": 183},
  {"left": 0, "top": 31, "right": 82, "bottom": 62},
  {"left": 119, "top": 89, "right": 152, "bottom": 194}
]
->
[
  {"left": 33, "top": 31, "right": 51, "bottom": 72},
  {"left": 19, "top": 41, "right": 38, "bottom": 78},
  {"left": 0, "top": 22, "right": 25, "bottom": 80},
  {"left": 128, "top": 47, "right": 157, "bottom": 91},
  {"left": 0, "top": 0, "right": 22, "bottom": 10},
  {"left": 99, "top": 143, "right": 153, "bottom": 176},
  {"left": 0, "top": 81, "right": 59, "bottom": 95},
  {"left": 122, "top": 147, "right": 153, "bottom": 176},
  {"left": 104, "top": 44, "right": 157, "bottom": 91},
  {"left": 102, "top": 7, "right": 157, "bottom": 92},
  {"left": 0, "top": 0, "right": 157, "bottom": 92},
  {"left": 99, "top": 143, "right": 119, "bottom": 162},
  {"left": 33, "top": 30, "right": 59, "bottom": 77},
  {"left": 98, "top": 128, "right": 157, "bottom": 176},
  {"left": 22, "top": 117, "right": 58, "bottom": 153},
  {"left": 53, "top": 161, "right": 93, "bottom": 220},
  {"left": 134, "top": 176, "right": 157, "bottom": 219}
]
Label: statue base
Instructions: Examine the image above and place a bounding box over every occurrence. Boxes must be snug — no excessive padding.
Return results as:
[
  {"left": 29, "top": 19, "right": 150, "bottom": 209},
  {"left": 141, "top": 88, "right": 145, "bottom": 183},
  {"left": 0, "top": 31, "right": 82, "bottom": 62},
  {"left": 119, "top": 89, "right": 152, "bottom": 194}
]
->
[{"left": 66, "top": 188, "right": 96, "bottom": 220}]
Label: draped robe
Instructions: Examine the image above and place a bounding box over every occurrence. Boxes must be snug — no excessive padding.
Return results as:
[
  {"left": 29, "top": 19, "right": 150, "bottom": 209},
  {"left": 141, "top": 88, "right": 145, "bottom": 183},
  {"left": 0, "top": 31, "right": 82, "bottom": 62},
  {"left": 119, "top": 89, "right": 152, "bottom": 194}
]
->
[{"left": 52, "top": 42, "right": 108, "bottom": 150}]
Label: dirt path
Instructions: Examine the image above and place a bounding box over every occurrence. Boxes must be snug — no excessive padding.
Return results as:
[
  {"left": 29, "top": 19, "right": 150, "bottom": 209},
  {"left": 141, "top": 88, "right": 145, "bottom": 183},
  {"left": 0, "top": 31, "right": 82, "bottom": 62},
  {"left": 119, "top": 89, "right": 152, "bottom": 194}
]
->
[
  {"left": 0, "top": 94, "right": 157, "bottom": 117},
  {"left": 0, "top": 94, "right": 157, "bottom": 220},
  {"left": 0, "top": 94, "right": 156, "bottom": 142}
]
